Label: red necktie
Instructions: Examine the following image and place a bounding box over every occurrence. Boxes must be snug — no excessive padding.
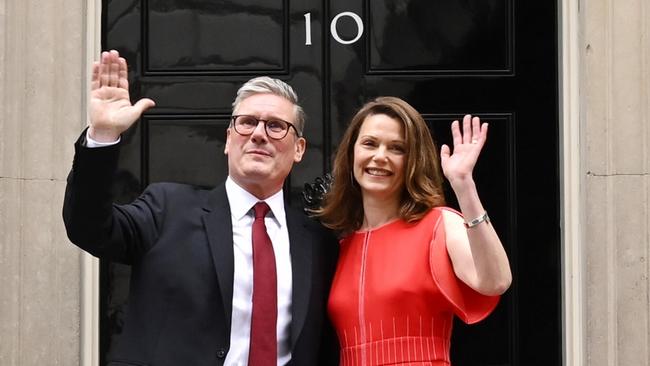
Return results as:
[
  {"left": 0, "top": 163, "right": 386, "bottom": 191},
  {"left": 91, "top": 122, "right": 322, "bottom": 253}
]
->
[{"left": 248, "top": 202, "right": 277, "bottom": 365}]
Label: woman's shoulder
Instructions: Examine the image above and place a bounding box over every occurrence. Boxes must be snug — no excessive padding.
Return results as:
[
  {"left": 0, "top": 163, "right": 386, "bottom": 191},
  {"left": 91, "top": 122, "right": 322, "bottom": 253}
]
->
[
  {"left": 432, "top": 205, "right": 462, "bottom": 217},
  {"left": 429, "top": 206, "right": 465, "bottom": 230},
  {"left": 418, "top": 206, "right": 463, "bottom": 226}
]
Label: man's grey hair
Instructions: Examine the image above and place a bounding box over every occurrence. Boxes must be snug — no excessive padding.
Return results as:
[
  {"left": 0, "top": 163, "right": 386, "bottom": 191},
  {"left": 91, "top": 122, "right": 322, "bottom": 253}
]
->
[{"left": 232, "top": 76, "right": 306, "bottom": 136}]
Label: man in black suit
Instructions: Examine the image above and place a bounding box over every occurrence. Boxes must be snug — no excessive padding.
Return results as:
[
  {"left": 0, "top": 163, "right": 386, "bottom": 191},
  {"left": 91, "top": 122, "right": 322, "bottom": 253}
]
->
[{"left": 63, "top": 50, "right": 339, "bottom": 366}]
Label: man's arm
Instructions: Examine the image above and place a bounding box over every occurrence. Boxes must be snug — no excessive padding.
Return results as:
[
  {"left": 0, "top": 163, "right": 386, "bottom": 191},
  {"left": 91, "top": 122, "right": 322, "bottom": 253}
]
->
[
  {"left": 62, "top": 50, "right": 158, "bottom": 263},
  {"left": 62, "top": 132, "right": 166, "bottom": 263},
  {"left": 318, "top": 229, "right": 340, "bottom": 366}
]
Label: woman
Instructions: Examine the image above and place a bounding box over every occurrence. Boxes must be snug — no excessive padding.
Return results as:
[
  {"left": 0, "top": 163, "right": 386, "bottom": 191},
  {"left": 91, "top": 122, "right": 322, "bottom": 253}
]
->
[{"left": 316, "top": 97, "right": 512, "bottom": 365}]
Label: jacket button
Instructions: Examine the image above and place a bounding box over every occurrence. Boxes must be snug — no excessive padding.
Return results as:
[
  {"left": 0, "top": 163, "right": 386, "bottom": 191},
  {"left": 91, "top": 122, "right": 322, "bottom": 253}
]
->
[{"left": 216, "top": 348, "right": 227, "bottom": 358}]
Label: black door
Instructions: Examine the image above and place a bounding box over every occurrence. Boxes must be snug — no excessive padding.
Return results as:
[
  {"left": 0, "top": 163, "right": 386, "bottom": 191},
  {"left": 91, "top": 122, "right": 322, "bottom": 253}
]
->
[{"left": 102, "top": 1, "right": 560, "bottom": 365}]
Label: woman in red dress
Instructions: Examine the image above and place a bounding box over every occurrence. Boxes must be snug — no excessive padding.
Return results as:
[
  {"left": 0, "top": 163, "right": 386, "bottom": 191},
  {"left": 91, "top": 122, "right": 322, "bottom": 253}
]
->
[{"left": 315, "top": 97, "right": 512, "bottom": 365}]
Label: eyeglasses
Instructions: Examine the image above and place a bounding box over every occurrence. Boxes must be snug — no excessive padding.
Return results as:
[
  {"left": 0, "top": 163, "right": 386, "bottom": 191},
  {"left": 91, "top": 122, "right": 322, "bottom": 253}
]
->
[{"left": 231, "top": 115, "right": 301, "bottom": 140}]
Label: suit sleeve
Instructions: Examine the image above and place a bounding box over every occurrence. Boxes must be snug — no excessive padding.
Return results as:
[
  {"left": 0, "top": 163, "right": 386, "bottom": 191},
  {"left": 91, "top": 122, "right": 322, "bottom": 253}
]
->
[
  {"left": 318, "top": 229, "right": 340, "bottom": 366},
  {"left": 62, "top": 131, "right": 164, "bottom": 264}
]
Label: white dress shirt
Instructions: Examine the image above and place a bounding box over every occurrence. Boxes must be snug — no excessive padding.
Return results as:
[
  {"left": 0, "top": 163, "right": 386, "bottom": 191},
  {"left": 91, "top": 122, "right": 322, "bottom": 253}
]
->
[
  {"left": 85, "top": 133, "right": 293, "bottom": 365},
  {"left": 85, "top": 132, "right": 120, "bottom": 147},
  {"left": 224, "top": 177, "right": 293, "bottom": 366}
]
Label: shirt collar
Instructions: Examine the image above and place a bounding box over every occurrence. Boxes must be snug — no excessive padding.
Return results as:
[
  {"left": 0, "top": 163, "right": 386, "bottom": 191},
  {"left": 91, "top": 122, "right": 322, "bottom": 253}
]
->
[{"left": 225, "top": 176, "right": 286, "bottom": 227}]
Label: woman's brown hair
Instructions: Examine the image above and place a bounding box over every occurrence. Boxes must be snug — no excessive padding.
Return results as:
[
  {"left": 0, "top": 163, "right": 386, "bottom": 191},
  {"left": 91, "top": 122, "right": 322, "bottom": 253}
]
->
[{"left": 315, "top": 96, "right": 446, "bottom": 235}]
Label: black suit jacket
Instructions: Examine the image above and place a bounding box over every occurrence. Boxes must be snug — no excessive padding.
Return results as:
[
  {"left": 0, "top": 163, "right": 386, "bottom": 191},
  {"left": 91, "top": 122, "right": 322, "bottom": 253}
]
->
[{"left": 63, "top": 133, "right": 339, "bottom": 366}]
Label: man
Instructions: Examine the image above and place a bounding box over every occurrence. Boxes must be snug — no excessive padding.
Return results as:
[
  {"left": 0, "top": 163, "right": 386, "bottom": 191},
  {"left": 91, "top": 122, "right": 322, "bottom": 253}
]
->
[{"left": 63, "top": 50, "right": 339, "bottom": 365}]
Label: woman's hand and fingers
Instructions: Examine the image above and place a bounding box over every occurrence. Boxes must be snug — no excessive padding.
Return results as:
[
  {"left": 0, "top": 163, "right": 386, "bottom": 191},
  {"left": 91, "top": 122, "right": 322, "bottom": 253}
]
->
[
  {"left": 89, "top": 50, "right": 155, "bottom": 142},
  {"left": 440, "top": 114, "right": 488, "bottom": 186}
]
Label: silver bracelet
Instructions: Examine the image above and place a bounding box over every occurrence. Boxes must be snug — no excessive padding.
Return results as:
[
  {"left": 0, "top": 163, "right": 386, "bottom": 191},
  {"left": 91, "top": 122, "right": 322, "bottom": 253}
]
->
[{"left": 464, "top": 211, "right": 490, "bottom": 229}]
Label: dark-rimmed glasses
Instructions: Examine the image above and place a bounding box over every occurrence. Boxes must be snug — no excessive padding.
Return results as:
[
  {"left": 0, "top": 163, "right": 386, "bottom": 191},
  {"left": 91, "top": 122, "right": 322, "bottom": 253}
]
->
[{"left": 231, "top": 115, "right": 301, "bottom": 140}]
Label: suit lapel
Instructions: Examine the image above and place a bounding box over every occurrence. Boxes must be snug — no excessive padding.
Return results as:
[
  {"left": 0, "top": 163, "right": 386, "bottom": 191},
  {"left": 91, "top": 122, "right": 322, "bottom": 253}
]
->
[
  {"left": 201, "top": 185, "right": 315, "bottom": 348},
  {"left": 286, "top": 207, "right": 313, "bottom": 349},
  {"left": 201, "top": 184, "right": 235, "bottom": 335}
]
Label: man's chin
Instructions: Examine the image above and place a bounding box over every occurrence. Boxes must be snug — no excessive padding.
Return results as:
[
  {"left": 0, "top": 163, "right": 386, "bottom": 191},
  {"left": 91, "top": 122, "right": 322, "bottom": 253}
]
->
[{"left": 240, "top": 167, "right": 273, "bottom": 181}]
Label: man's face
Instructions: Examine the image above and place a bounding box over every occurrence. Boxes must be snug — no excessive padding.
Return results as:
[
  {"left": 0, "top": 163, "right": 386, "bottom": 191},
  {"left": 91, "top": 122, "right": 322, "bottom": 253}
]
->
[{"left": 224, "top": 93, "right": 306, "bottom": 199}]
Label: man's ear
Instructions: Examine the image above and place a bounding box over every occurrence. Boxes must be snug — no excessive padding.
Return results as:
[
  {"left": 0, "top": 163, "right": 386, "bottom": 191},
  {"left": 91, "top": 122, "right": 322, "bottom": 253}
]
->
[
  {"left": 224, "top": 128, "right": 231, "bottom": 155},
  {"left": 293, "top": 137, "right": 306, "bottom": 163}
]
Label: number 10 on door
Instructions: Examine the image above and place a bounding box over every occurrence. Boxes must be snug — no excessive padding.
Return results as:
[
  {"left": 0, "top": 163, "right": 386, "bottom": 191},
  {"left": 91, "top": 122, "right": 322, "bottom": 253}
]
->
[{"left": 304, "top": 12, "right": 364, "bottom": 46}]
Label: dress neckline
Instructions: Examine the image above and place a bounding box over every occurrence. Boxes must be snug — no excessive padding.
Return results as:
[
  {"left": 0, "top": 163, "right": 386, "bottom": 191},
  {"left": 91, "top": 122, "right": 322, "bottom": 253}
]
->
[{"left": 354, "top": 217, "right": 403, "bottom": 234}]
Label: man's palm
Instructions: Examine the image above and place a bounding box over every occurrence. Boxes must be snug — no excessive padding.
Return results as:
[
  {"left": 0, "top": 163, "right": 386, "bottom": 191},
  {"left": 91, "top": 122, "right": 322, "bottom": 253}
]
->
[{"left": 88, "top": 50, "right": 154, "bottom": 142}]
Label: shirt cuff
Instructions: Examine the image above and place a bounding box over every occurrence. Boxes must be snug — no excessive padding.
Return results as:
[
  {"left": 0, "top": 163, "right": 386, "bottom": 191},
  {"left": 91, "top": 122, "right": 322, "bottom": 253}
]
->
[{"left": 85, "top": 130, "right": 120, "bottom": 148}]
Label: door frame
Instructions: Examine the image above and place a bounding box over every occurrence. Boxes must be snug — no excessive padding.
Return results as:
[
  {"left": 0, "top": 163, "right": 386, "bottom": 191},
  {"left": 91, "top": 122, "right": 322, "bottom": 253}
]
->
[
  {"left": 559, "top": 0, "right": 584, "bottom": 365},
  {"left": 80, "top": 1, "right": 102, "bottom": 365},
  {"left": 79, "top": 0, "right": 582, "bottom": 364}
]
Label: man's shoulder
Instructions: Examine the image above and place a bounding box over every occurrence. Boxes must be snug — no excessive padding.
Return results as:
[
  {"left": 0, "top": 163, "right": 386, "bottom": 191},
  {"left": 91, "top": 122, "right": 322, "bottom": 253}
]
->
[
  {"left": 145, "top": 181, "right": 213, "bottom": 194},
  {"left": 286, "top": 204, "right": 336, "bottom": 238},
  {"left": 142, "top": 182, "right": 224, "bottom": 205}
]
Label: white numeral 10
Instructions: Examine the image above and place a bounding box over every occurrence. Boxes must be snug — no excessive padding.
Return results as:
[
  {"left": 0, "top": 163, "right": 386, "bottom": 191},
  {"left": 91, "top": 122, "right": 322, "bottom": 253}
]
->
[{"left": 304, "top": 12, "right": 364, "bottom": 46}]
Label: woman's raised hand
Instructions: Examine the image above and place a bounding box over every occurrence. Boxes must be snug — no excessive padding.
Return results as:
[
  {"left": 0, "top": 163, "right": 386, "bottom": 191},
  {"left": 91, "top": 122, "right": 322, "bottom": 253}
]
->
[
  {"left": 88, "top": 50, "right": 155, "bottom": 142},
  {"left": 440, "top": 114, "right": 487, "bottom": 187}
]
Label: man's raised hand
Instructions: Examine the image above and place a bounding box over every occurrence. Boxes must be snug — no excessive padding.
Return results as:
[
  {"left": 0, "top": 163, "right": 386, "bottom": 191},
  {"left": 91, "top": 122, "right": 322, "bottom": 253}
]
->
[{"left": 88, "top": 50, "right": 155, "bottom": 142}]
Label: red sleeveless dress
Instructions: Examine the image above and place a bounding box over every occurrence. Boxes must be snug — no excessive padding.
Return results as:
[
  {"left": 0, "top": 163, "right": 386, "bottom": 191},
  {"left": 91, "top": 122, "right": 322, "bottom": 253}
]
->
[{"left": 327, "top": 208, "right": 499, "bottom": 366}]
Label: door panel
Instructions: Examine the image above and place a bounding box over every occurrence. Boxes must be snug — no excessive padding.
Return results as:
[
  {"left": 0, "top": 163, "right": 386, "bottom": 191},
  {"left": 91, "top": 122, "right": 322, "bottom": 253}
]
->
[
  {"left": 145, "top": 1, "right": 288, "bottom": 73},
  {"left": 102, "top": 1, "right": 560, "bottom": 365},
  {"left": 367, "top": 0, "right": 511, "bottom": 73}
]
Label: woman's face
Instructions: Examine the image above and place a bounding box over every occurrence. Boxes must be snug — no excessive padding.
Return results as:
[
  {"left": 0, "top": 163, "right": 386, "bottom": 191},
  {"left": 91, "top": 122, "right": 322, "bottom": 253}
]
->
[{"left": 352, "top": 114, "right": 407, "bottom": 203}]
